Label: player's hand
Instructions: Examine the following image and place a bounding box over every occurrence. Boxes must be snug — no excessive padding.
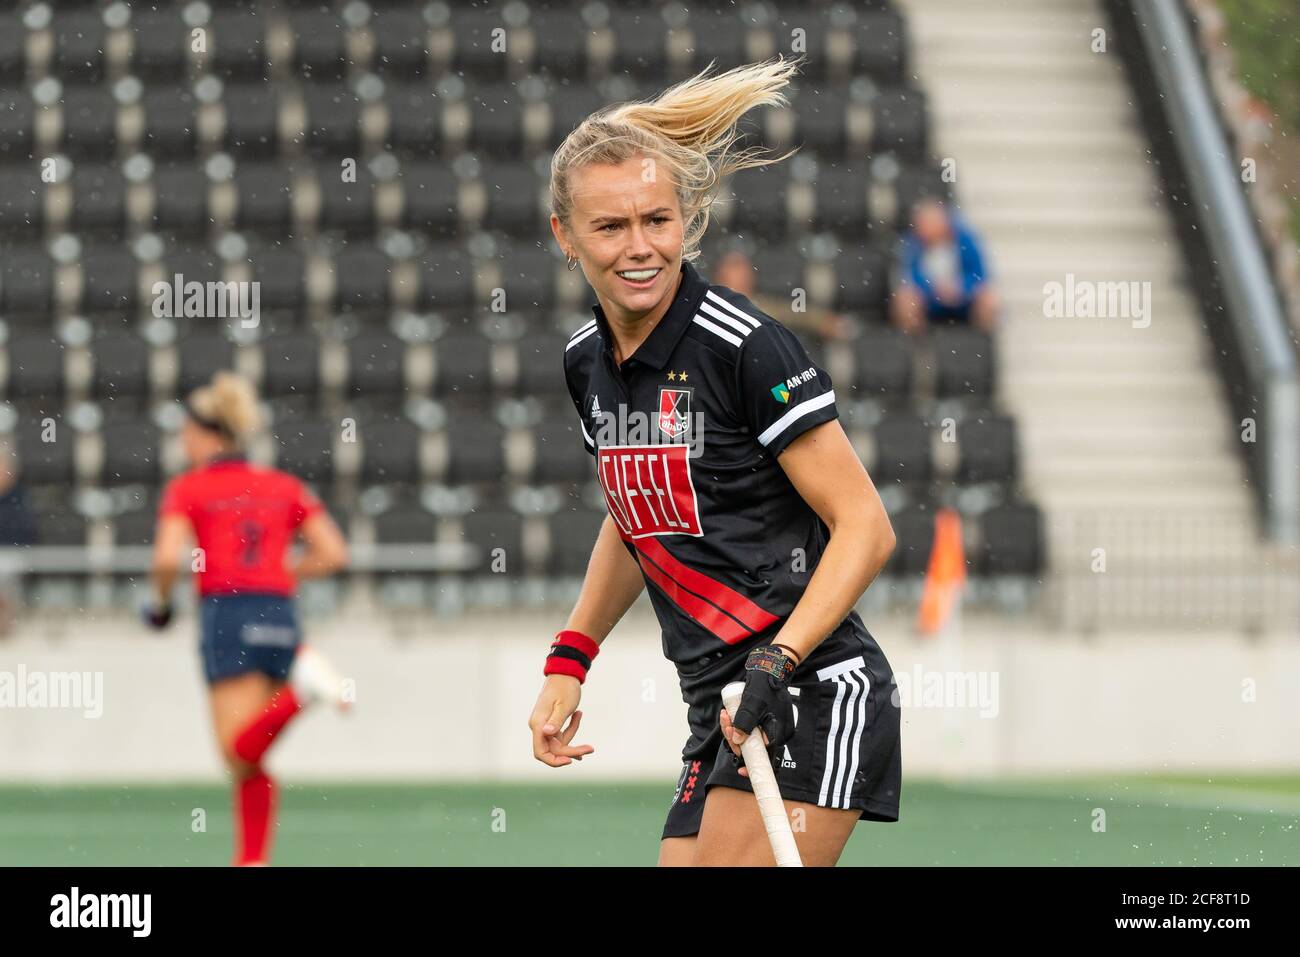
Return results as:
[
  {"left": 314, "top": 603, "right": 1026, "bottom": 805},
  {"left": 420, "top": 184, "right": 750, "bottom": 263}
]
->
[
  {"left": 721, "top": 706, "right": 766, "bottom": 778},
  {"left": 529, "top": 674, "right": 595, "bottom": 768},
  {"left": 142, "top": 602, "right": 173, "bottom": 631},
  {"left": 724, "top": 644, "right": 797, "bottom": 770}
]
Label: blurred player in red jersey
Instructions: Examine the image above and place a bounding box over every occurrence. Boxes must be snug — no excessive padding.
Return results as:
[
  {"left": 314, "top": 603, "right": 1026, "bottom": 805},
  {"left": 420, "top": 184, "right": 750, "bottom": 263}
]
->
[{"left": 145, "top": 372, "right": 350, "bottom": 866}]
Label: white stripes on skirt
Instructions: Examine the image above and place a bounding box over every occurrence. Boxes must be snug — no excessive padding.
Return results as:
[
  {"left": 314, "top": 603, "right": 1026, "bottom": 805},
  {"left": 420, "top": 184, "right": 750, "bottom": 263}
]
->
[{"left": 816, "top": 656, "right": 871, "bottom": 809}]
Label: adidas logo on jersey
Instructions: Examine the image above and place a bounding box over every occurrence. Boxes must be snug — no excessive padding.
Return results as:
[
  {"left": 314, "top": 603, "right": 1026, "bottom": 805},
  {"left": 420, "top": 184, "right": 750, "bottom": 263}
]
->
[{"left": 780, "top": 745, "right": 797, "bottom": 770}]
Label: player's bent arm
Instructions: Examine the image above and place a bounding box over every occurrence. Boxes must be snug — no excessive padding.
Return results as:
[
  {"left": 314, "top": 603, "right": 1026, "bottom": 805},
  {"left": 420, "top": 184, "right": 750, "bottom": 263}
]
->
[
  {"left": 528, "top": 514, "right": 640, "bottom": 768},
  {"left": 149, "top": 514, "right": 192, "bottom": 606},
  {"left": 292, "top": 512, "right": 349, "bottom": 580},
  {"left": 771, "top": 419, "right": 897, "bottom": 663}
]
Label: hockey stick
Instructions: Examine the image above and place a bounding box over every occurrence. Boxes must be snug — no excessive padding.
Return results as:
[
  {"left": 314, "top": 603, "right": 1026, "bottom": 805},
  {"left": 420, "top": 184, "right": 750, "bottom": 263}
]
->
[{"left": 721, "top": 680, "right": 803, "bottom": 867}]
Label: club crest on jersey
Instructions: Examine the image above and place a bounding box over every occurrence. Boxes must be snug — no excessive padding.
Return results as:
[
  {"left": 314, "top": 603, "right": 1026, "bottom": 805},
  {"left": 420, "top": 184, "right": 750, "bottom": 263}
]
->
[{"left": 658, "top": 387, "right": 692, "bottom": 441}]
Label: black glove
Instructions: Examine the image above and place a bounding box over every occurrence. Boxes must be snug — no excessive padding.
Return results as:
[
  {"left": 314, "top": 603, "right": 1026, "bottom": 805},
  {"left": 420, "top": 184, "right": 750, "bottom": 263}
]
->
[
  {"left": 730, "top": 644, "right": 798, "bottom": 768},
  {"left": 142, "top": 602, "right": 173, "bottom": 630}
]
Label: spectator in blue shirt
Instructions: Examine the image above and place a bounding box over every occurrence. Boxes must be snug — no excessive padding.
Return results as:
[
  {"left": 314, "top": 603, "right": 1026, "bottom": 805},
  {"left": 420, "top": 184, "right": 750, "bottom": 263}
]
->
[{"left": 890, "top": 199, "right": 999, "bottom": 334}]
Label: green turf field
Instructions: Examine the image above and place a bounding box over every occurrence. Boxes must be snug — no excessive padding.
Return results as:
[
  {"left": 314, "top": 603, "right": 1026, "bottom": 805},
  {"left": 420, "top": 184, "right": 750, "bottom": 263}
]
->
[{"left": 1, "top": 775, "right": 1296, "bottom": 865}]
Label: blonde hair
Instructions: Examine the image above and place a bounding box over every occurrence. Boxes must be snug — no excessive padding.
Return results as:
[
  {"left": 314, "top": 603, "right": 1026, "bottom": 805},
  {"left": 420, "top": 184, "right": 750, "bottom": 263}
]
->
[
  {"left": 550, "top": 57, "right": 803, "bottom": 263},
  {"left": 186, "top": 371, "right": 261, "bottom": 445}
]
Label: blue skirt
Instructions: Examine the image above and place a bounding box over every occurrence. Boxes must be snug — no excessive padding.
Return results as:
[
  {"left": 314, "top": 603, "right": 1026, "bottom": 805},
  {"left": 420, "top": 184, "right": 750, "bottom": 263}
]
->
[{"left": 199, "top": 593, "right": 301, "bottom": 686}]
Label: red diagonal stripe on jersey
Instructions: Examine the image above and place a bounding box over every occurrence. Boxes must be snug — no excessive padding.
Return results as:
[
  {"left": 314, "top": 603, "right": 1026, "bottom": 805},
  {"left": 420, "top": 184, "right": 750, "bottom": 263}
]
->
[
  {"left": 633, "top": 552, "right": 754, "bottom": 644},
  {"left": 632, "top": 538, "right": 780, "bottom": 634}
]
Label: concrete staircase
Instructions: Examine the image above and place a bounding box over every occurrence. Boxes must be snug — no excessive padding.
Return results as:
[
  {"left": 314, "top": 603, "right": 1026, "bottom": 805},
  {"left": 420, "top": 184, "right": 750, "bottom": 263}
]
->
[{"left": 897, "top": 0, "right": 1258, "bottom": 535}]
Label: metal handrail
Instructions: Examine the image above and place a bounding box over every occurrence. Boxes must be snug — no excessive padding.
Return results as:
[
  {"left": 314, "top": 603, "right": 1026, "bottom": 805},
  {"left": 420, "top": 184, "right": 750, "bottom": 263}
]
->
[{"left": 1136, "top": 0, "right": 1300, "bottom": 544}]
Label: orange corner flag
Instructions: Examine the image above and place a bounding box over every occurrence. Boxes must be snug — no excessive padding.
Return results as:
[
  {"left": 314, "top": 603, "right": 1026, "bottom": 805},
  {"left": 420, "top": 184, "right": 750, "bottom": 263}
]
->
[{"left": 916, "top": 507, "right": 967, "bottom": 635}]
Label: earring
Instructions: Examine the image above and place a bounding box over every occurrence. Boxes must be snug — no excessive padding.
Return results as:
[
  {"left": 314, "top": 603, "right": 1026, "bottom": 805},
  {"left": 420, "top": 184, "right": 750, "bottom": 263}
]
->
[{"left": 566, "top": 256, "right": 579, "bottom": 271}]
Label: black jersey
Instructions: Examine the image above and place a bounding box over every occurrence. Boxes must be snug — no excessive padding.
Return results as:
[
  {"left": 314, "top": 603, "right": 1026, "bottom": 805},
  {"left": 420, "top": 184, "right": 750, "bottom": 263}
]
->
[{"left": 564, "top": 259, "right": 853, "bottom": 666}]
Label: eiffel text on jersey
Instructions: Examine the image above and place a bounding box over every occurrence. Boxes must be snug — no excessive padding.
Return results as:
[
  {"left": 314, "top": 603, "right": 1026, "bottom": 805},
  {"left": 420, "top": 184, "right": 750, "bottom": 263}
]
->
[{"left": 596, "top": 444, "right": 703, "bottom": 539}]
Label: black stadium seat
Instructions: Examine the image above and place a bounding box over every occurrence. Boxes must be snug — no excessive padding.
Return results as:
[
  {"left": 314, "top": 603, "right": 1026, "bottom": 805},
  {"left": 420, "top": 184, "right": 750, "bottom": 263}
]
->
[
  {"left": 71, "top": 166, "right": 129, "bottom": 237},
  {"left": 292, "top": 10, "right": 350, "bottom": 81},
  {"left": 303, "top": 86, "right": 363, "bottom": 156},
  {"left": 142, "top": 88, "right": 201, "bottom": 159},
  {"left": 250, "top": 247, "right": 306, "bottom": 314},
  {"left": 401, "top": 161, "right": 460, "bottom": 236},
  {"left": 317, "top": 163, "right": 379, "bottom": 236},
  {"left": 531, "top": 415, "right": 592, "bottom": 483},
  {"left": 513, "top": 331, "right": 569, "bottom": 397},
  {"left": 467, "top": 85, "right": 528, "bottom": 157},
  {"left": 813, "top": 162, "right": 872, "bottom": 236},
  {"left": 462, "top": 508, "right": 526, "bottom": 575},
  {"left": 52, "top": 10, "right": 108, "bottom": 83},
  {"left": 451, "top": 8, "right": 522, "bottom": 82},
  {"left": 0, "top": 13, "right": 25, "bottom": 87},
  {"left": 62, "top": 88, "right": 119, "bottom": 159},
  {"left": 0, "top": 167, "right": 45, "bottom": 240},
  {"left": 729, "top": 165, "right": 791, "bottom": 241},
  {"left": 886, "top": 503, "right": 937, "bottom": 576},
  {"left": 235, "top": 164, "right": 294, "bottom": 233},
  {"left": 113, "top": 500, "right": 159, "bottom": 546},
  {"left": 607, "top": 6, "right": 670, "bottom": 79},
  {"left": 932, "top": 326, "right": 996, "bottom": 400},
  {"left": 332, "top": 247, "right": 392, "bottom": 314},
  {"left": 872, "top": 87, "right": 929, "bottom": 156},
  {"left": 211, "top": 9, "right": 270, "bottom": 81},
  {"left": 851, "top": 327, "right": 912, "bottom": 402},
  {"left": 481, "top": 161, "right": 543, "bottom": 234},
  {"left": 129, "top": 8, "right": 191, "bottom": 82},
  {"left": 442, "top": 410, "right": 506, "bottom": 484},
  {"left": 16, "top": 418, "right": 75, "bottom": 486},
  {"left": 347, "top": 333, "right": 406, "bottom": 396},
  {"left": 273, "top": 417, "right": 336, "bottom": 487},
  {"left": 1, "top": 249, "right": 55, "bottom": 316},
  {"left": 873, "top": 413, "right": 932, "bottom": 486},
  {"left": 100, "top": 421, "right": 161, "bottom": 484},
  {"left": 385, "top": 85, "right": 445, "bottom": 155},
  {"left": 223, "top": 86, "right": 282, "bottom": 157},
  {"left": 493, "top": 241, "right": 558, "bottom": 312},
  {"left": 371, "top": 7, "right": 431, "bottom": 77},
  {"left": 433, "top": 330, "right": 496, "bottom": 398},
  {"left": 0, "top": 92, "right": 36, "bottom": 161},
  {"left": 978, "top": 503, "right": 1044, "bottom": 576},
  {"left": 546, "top": 506, "right": 606, "bottom": 575},
  {"left": 92, "top": 335, "right": 152, "bottom": 400},
  {"left": 853, "top": 10, "right": 909, "bottom": 84},
  {"left": 36, "top": 510, "right": 88, "bottom": 548},
  {"left": 832, "top": 247, "right": 890, "bottom": 316},
  {"left": 792, "top": 86, "right": 851, "bottom": 157},
  {"left": 260, "top": 334, "right": 320, "bottom": 399},
  {"left": 6, "top": 336, "right": 66, "bottom": 400},
  {"left": 530, "top": 8, "right": 592, "bottom": 79},
  {"left": 80, "top": 246, "right": 140, "bottom": 315},
  {"left": 957, "top": 413, "right": 1018, "bottom": 486},
  {"left": 152, "top": 164, "right": 211, "bottom": 235},
  {"left": 360, "top": 416, "right": 423, "bottom": 485},
  {"left": 177, "top": 334, "right": 236, "bottom": 396},
  {"left": 418, "top": 243, "right": 475, "bottom": 310},
  {"left": 373, "top": 505, "right": 438, "bottom": 545}
]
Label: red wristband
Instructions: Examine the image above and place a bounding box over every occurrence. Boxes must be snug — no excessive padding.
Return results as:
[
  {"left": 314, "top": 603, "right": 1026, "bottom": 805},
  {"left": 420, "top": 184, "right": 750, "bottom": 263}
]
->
[{"left": 544, "top": 629, "right": 600, "bottom": 684}]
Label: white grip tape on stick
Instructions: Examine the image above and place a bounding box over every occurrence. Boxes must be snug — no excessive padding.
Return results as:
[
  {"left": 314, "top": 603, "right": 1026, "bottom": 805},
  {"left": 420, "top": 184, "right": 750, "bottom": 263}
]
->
[{"left": 721, "top": 680, "right": 803, "bottom": 867}]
